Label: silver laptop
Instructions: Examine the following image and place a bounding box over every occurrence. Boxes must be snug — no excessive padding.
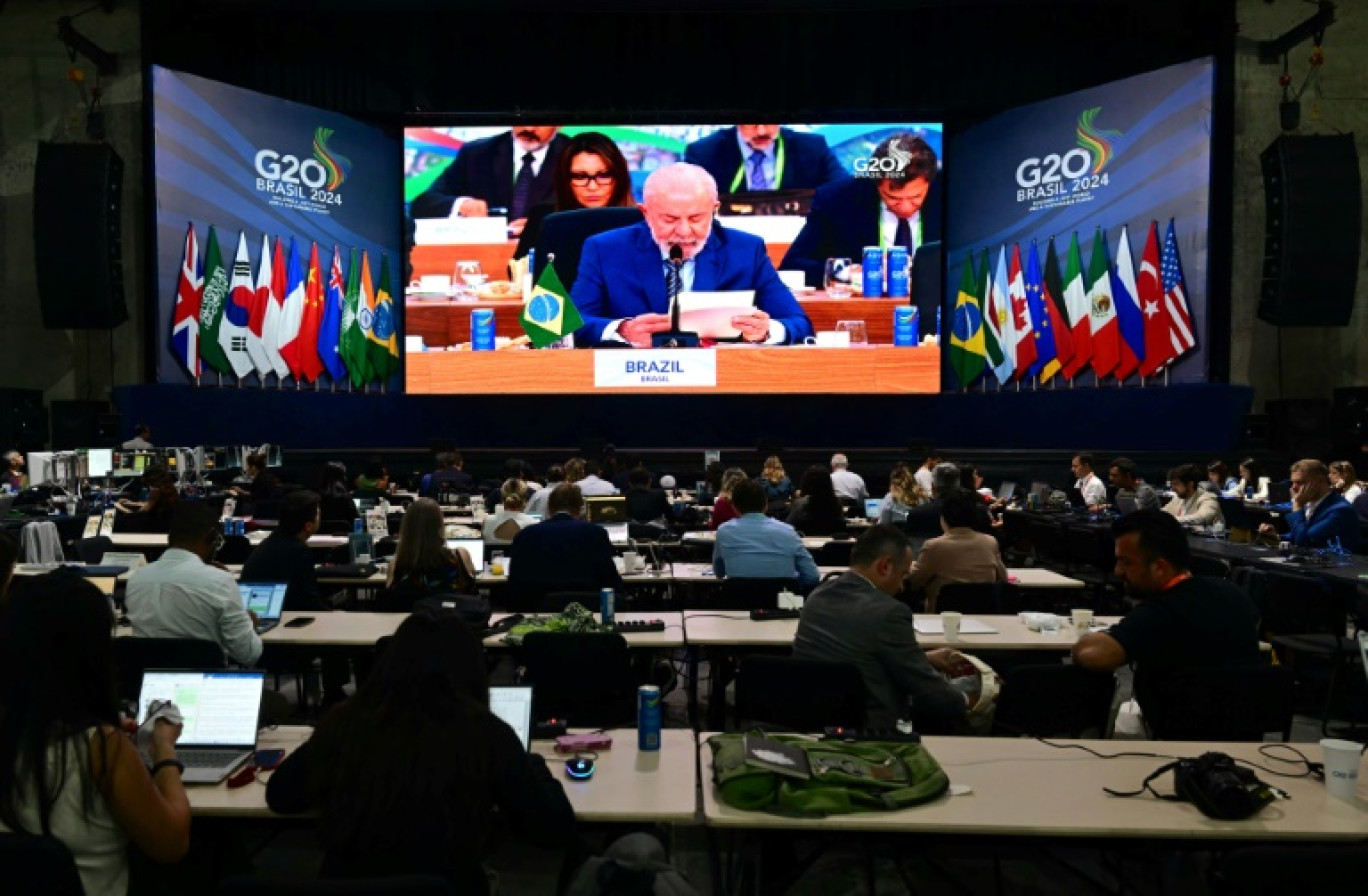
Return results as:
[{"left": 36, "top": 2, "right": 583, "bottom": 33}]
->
[
  {"left": 864, "top": 498, "right": 882, "bottom": 519},
  {"left": 445, "top": 537, "right": 485, "bottom": 571},
  {"left": 137, "top": 670, "right": 266, "bottom": 783},
  {"left": 600, "top": 522, "right": 630, "bottom": 545},
  {"left": 489, "top": 685, "right": 534, "bottom": 749},
  {"left": 238, "top": 582, "right": 288, "bottom": 634}
]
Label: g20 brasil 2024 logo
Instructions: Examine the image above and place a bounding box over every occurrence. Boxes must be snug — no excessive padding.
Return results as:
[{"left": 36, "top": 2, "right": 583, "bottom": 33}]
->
[
  {"left": 254, "top": 127, "right": 352, "bottom": 207},
  {"left": 1015, "top": 107, "right": 1122, "bottom": 203}
]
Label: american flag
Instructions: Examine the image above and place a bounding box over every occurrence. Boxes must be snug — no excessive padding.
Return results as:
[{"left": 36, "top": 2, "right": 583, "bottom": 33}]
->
[{"left": 1161, "top": 220, "right": 1196, "bottom": 356}]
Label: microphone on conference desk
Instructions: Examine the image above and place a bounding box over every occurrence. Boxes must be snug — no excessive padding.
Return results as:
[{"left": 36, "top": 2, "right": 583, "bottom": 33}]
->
[{"left": 652, "top": 244, "right": 700, "bottom": 348}]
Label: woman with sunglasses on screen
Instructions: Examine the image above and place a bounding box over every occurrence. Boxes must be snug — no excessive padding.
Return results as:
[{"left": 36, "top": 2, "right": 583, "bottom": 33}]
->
[{"left": 513, "top": 131, "right": 636, "bottom": 262}]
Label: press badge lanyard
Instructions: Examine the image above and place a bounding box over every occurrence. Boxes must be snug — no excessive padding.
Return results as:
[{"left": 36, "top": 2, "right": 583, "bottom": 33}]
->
[
  {"left": 730, "top": 136, "right": 785, "bottom": 193},
  {"left": 1161, "top": 571, "right": 1192, "bottom": 591}
]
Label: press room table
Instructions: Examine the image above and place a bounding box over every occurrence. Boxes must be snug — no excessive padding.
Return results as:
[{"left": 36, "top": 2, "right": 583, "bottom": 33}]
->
[
  {"left": 683, "top": 612, "right": 1114, "bottom": 651},
  {"left": 107, "top": 533, "right": 349, "bottom": 550},
  {"left": 189, "top": 727, "right": 698, "bottom": 823},
  {"left": 699, "top": 735, "right": 1368, "bottom": 840},
  {"left": 1188, "top": 535, "right": 1368, "bottom": 586}
]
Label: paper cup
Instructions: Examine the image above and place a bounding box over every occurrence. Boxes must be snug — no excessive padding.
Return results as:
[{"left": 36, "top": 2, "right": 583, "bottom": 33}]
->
[
  {"left": 941, "top": 611, "right": 962, "bottom": 641},
  {"left": 1072, "top": 609, "right": 1094, "bottom": 631},
  {"left": 1321, "top": 738, "right": 1363, "bottom": 800},
  {"left": 622, "top": 551, "right": 641, "bottom": 573}
]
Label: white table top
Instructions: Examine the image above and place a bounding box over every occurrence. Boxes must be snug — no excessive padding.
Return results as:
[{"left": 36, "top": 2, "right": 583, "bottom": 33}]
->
[
  {"left": 107, "top": 533, "right": 347, "bottom": 549},
  {"left": 1006, "top": 568, "right": 1086, "bottom": 588},
  {"left": 700, "top": 734, "right": 1368, "bottom": 839},
  {"left": 683, "top": 612, "right": 1114, "bottom": 650},
  {"left": 189, "top": 726, "right": 697, "bottom": 823}
]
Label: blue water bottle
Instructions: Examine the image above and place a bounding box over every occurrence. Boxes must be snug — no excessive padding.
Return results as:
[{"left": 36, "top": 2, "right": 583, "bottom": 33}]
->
[{"left": 638, "top": 685, "right": 662, "bottom": 751}]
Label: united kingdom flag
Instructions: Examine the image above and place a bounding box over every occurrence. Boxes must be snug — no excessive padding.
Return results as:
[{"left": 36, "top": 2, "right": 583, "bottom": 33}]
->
[{"left": 171, "top": 223, "right": 202, "bottom": 379}]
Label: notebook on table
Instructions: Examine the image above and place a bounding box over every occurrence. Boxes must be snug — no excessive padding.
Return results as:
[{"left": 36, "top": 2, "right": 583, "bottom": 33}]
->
[
  {"left": 137, "top": 669, "right": 266, "bottom": 784},
  {"left": 489, "top": 685, "right": 534, "bottom": 749},
  {"left": 914, "top": 618, "right": 1000, "bottom": 635},
  {"left": 238, "top": 582, "right": 288, "bottom": 634}
]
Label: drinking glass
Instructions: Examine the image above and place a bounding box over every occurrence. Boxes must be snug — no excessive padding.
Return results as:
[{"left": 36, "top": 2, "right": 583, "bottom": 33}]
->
[
  {"left": 824, "top": 258, "right": 854, "bottom": 298},
  {"left": 454, "top": 260, "right": 488, "bottom": 299}
]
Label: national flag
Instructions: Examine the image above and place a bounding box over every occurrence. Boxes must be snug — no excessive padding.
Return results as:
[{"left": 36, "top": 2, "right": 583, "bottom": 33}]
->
[
  {"left": 318, "top": 247, "right": 347, "bottom": 382},
  {"left": 519, "top": 261, "right": 584, "bottom": 348},
  {"left": 218, "top": 232, "right": 257, "bottom": 378},
  {"left": 1160, "top": 219, "right": 1196, "bottom": 366},
  {"left": 1008, "top": 244, "right": 1036, "bottom": 378},
  {"left": 170, "top": 223, "right": 202, "bottom": 379},
  {"left": 1085, "top": 227, "right": 1119, "bottom": 378},
  {"left": 981, "top": 249, "right": 1008, "bottom": 386},
  {"left": 1112, "top": 224, "right": 1145, "bottom": 380},
  {"left": 340, "top": 247, "right": 371, "bottom": 387},
  {"left": 358, "top": 251, "right": 378, "bottom": 379},
  {"left": 1024, "top": 241, "right": 1060, "bottom": 381},
  {"left": 1060, "top": 233, "right": 1092, "bottom": 379},
  {"left": 295, "top": 243, "right": 326, "bottom": 382},
  {"left": 1137, "top": 221, "right": 1167, "bottom": 376},
  {"left": 1040, "top": 236, "right": 1073, "bottom": 378},
  {"left": 948, "top": 253, "right": 987, "bottom": 388},
  {"left": 245, "top": 235, "right": 276, "bottom": 377},
  {"left": 277, "top": 238, "right": 306, "bottom": 379},
  {"left": 197, "top": 226, "right": 233, "bottom": 376},
  {"left": 263, "top": 237, "right": 289, "bottom": 379},
  {"left": 367, "top": 254, "right": 400, "bottom": 382},
  {"left": 986, "top": 246, "right": 1015, "bottom": 385}
]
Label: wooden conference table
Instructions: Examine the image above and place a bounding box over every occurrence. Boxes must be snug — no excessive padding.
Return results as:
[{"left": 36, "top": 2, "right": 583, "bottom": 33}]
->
[{"left": 189, "top": 726, "right": 697, "bottom": 823}]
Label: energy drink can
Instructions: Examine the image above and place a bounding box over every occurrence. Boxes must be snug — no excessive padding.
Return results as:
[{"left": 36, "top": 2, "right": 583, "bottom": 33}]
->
[
  {"left": 893, "top": 306, "right": 919, "bottom": 346},
  {"left": 600, "top": 587, "right": 615, "bottom": 627},
  {"left": 886, "top": 246, "right": 910, "bottom": 297},
  {"left": 471, "top": 309, "right": 496, "bottom": 351},
  {"left": 861, "top": 246, "right": 885, "bottom": 298},
  {"left": 638, "top": 685, "right": 662, "bottom": 751}
]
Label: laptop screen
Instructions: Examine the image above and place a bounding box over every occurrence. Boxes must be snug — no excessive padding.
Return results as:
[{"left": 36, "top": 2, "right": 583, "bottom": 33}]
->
[
  {"left": 445, "top": 537, "right": 485, "bottom": 571},
  {"left": 864, "top": 498, "right": 881, "bottom": 519},
  {"left": 600, "top": 522, "right": 630, "bottom": 545},
  {"left": 137, "top": 670, "right": 265, "bottom": 747},
  {"left": 997, "top": 481, "right": 1017, "bottom": 501},
  {"left": 585, "top": 496, "right": 628, "bottom": 523},
  {"left": 238, "top": 582, "right": 288, "bottom": 620},
  {"left": 489, "top": 686, "right": 534, "bottom": 749}
]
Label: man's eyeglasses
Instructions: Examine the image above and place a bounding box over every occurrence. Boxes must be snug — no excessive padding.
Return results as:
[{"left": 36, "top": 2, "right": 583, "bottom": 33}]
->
[{"left": 568, "top": 172, "right": 614, "bottom": 186}]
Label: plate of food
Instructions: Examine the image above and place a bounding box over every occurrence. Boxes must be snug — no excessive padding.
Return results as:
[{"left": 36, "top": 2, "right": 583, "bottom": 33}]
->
[{"left": 475, "top": 280, "right": 521, "bottom": 301}]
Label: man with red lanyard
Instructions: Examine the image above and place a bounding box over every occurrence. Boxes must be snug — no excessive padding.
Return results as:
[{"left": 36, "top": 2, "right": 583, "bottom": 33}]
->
[{"left": 1073, "top": 510, "right": 1261, "bottom": 725}]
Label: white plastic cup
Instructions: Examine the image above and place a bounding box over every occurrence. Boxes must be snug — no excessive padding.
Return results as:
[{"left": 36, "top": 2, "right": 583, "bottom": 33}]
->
[
  {"left": 1072, "top": 608, "right": 1094, "bottom": 632},
  {"left": 1040, "top": 614, "right": 1061, "bottom": 635},
  {"left": 1320, "top": 738, "right": 1363, "bottom": 800},
  {"left": 622, "top": 551, "right": 641, "bottom": 573},
  {"left": 941, "top": 611, "right": 962, "bottom": 641}
]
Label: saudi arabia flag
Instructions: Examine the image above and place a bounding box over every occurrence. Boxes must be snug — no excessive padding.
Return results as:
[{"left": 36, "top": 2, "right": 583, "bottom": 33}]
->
[{"left": 519, "top": 262, "right": 584, "bottom": 348}]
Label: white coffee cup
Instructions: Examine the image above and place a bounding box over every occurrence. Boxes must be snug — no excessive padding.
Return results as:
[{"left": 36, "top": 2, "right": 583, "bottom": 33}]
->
[
  {"left": 941, "top": 611, "right": 962, "bottom": 641},
  {"left": 1072, "top": 608, "right": 1094, "bottom": 631},
  {"left": 814, "top": 330, "right": 852, "bottom": 348},
  {"left": 622, "top": 551, "right": 641, "bottom": 573},
  {"left": 413, "top": 274, "right": 451, "bottom": 293},
  {"left": 1320, "top": 738, "right": 1364, "bottom": 800}
]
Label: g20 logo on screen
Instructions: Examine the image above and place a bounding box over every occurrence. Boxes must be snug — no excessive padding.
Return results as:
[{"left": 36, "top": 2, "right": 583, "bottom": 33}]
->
[
  {"left": 254, "top": 127, "right": 351, "bottom": 207},
  {"left": 1014, "top": 107, "right": 1121, "bottom": 204},
  {"left": 852, "top": 141, "right": 915, "bottom": 178}
]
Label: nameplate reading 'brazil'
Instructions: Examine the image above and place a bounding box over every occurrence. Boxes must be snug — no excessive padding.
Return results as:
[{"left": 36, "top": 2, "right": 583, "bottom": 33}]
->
[{"left": 593, "top": 350, "right": 718, "bottom": 388}]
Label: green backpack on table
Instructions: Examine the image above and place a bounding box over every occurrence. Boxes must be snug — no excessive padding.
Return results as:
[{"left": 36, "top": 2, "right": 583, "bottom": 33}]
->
[{"left": 707, "top": 733, "right": 950, "bottom": 817}]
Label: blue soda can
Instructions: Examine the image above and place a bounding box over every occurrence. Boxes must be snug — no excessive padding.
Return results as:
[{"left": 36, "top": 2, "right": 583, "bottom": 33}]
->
[
  {"left": 893, "top": 306, "right": 919, "bottom": 346},
  {"left": 600, "top": 587, "right": 615, "bottom": 627},
  {"left": 235, "top": 518, "right": 246, "bottom": 536},
  {"left": 638, "top": 685, "right": 662, "bottom": 751},
  {"left": 886, "top": 246, "right": 910, "bottom": 297},
  {"left": 223, "top": 517, "right": 232, "bottom": 536},
  {"left": 471, "top": 309, "right": 496, "bottom": 351},
  {"left": 861, "top": 246, "right": 885, "bottom": 297},
  {"left": 353, "top": 518, "right": 364, "bottom": 534}
]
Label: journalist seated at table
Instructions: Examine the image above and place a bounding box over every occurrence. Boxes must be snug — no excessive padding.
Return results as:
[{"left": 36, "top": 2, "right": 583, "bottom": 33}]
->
[
  {"left": 1258, "top": 459, "right": 1364, "bottom": 552},
  {"left": 624, "top": 467, "right": 674, "bottom": 526},
  {"left": 508, "top": 483, "right": 623, "bottom": 600},
  {"left": 1162, "top": 464, "right": 1223, "bottom": 527},
  {"left": 793, "top": 525, "right": 974, "bottom": 732},
  {"left": 905, "top": 491, "right": 1007, "bottom": 612},
  {"left": 713, "top": 479, "right": 820, "bottom": 591},
  {"left": 1073, "top": 510, "right": 1261, "bottom": 719},
  {"left": 570, "top": 162, "right": 814, "bottom": 348}
]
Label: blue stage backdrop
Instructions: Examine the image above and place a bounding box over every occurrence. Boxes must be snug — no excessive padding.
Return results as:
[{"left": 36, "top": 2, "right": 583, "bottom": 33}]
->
[
  {"left": 946, "top": 58, "right": 1213, "bottom": 389},
  {"left": 151, "top": 66, "right": 402, "bottom": 390}
]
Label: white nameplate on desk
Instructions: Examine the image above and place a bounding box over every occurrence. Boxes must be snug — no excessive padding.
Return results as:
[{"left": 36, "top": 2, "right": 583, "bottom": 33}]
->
[
  {"left": 414, "top": 217, "right": 509, "bottom": 245},
  {"left": 594, "top": 349, "right": 717, "bottom": 388}
]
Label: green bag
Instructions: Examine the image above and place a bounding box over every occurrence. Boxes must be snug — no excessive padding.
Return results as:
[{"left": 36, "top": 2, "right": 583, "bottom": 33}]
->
[
  {"left": 708, "top": 733, "right": 950, "bottom": 817},
  {"left": 503, "top": 602, "right": 604, "bottom": 646}
]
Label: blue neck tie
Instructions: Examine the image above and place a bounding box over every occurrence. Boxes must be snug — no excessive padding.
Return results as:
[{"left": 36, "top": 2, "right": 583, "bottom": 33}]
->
[
  {"left": 664, "top": 259, "right": 682, "bottom": 304},
  {"left": 510, "top": 152, "right": 535, "bottom": 219},
  {"left": 748, "top": 150, "right": 769, "bottom": 190}
]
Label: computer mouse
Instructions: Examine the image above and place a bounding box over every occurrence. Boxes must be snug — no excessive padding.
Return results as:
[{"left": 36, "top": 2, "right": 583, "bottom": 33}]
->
[{"left": 564, "top": 757, "right": 595, "bottom": 780}]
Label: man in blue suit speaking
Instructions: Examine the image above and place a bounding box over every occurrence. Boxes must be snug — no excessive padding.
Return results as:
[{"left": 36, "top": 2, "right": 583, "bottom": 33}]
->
[{"left": 570, "top": 163, "right": 814, "bottom": 348}]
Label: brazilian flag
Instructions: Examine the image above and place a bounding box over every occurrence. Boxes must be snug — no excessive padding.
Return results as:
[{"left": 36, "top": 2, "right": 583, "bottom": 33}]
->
[
  {"left": 948, "top": 252, "right": 987, "bottom": 389},
  {"left": 519, "top": 262, "right": 584, "bottom": 348}
]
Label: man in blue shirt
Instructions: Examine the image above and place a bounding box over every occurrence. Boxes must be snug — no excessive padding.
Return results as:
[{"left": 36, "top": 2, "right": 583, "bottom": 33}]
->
[
  {"left": 712, "top": 479, "right": 819, "bottom": 590},
  {"left": 1260, "top": 459, "right": 1363, "bottom": 552}
]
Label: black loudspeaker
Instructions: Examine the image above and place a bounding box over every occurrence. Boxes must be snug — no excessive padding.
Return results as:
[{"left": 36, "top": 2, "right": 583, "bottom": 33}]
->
[
  {"left": 33, "top": 141, "right": 128, "bottom": 330},
  {"left": 1258, "top": 134, "right": 1362, "bottom": 327},
  {"left": 1265, "top": 398, "right": 1331, "bottom": 460},
  {"left": 0, "top": 389, "right": 48, "bottom": 452},
  {"left": 50, "top": 400, "right": 110, "bottom": 449}
]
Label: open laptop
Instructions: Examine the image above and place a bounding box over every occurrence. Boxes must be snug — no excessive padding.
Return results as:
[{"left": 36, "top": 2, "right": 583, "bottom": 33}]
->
[
  {"left": 238, "top": 582, "right": 287, "bottom": 634},
  {"left": 137, "top": 670, "right": 266, "bottom": 783},
  {"left": 864, "top": 498, "right": 882, "bottom": 519},
  {"left": 585, "top": 495, "right": 628, "bottom": 523},
  {"left": 996, "top": 481, "right": 1017, "bottom": 502},
  {"left": 445, "top": 537, "right": 485, "bottom": 572},
  {"left": 489, "top": 685, "right": 534, "bottom": 749},
  {"left": 1266, "top": 481, "right": 1292, "bottom": 506},
  {"left": 600, "top": 522, "right": 630, "bottom": 545}
]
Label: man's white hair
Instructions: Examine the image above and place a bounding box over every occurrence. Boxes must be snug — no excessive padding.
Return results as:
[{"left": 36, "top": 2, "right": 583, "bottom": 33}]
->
[
  {"left": 831, "top": 453, "right": 849, "bottom": 469},
  {"left": 643, "top": 162, "right": 718, "bottom": 205}
]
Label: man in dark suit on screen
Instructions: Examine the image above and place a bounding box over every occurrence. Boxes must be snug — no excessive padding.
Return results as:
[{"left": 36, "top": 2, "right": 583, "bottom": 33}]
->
[
  {"left": 570, "top": 162, "right": 813, "bottom": 347},
  {"left": 781, "top": 132, "right": 944, "bottom": 288},
  {"left": 684, "top": 125, "right": 846, "bottom": 194},
  {"left": 508, "top": 483, "right": 623, "bottom": 606},
  {"left": 409, "top": 126, "right": 568, "bottom": 236}
]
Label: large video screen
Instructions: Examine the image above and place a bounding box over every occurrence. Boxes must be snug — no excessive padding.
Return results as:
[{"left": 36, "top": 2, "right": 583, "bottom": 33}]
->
[
  {"left": 403, "top": 123, "right": 943, "bottom": 395},
  {"left": 151, "top": 66, "right": 402, "bottom": 390},
  {"left": 945, "top": 58, "right": 1213, "bottom": 390}
]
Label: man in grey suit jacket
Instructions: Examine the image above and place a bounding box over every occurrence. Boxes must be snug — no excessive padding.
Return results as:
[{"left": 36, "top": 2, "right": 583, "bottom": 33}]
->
[{"left": 793, "top": 525, "right": 970, "bottom": 731}]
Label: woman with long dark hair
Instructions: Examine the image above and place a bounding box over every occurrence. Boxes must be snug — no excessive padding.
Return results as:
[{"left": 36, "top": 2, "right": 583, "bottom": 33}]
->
[
  {"left": 383, "top": 498, "right": 477, "bottom": 609},
  {"left": 266, "top": 612, "right": 575, "bottom": 890},
  {"left": 0, "top": 573, "right": 190, "bottom": 894},
  {"left": 514, "top": 131, "right": 636, "bottom": 261},
  {"left": 787, "top": 466, "right": 848, "bottom": 535}
]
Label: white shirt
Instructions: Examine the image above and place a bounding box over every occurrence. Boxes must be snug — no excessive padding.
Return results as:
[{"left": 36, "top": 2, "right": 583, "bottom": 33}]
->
[
  {"left": 914, "top": 466, "right": 935, "bottom": 495},
  {"left": 525, "top": 483, "right": 557, "bottom": 518},
  {"left": 735, "top": 131, "right": 777, "bottom": 189},
  {"left": 450, "top": 139, "right": 550, "bottom": 217},
  {"left": 126, "top": 549, "right": 262, "bottom": 666},
  {"left": 576, "top": 475, "right": 619, "bottom": 497},
  {"left": 1341, "top": 484, "right": 1362, "bottom": 504},
  {"left": 830, "top": 469, "right": 868, "bottom": 501},
  {"left": 122, "top": 437, "right": 153, "bottom": 450},
  {"left": 483, "top": 509, "right": 539, "bottom": 544},
  {"left": 878, "top": 205, "right": 922, "bottom": 253},
  {"left": 1076, "top": 473, "right": 1106, "bottom": 507}
]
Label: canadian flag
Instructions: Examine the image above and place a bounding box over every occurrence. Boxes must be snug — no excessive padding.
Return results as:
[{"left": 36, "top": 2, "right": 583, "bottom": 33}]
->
[{"left": 1008, "top": 244, "right": 1036, "bottom": 378}]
